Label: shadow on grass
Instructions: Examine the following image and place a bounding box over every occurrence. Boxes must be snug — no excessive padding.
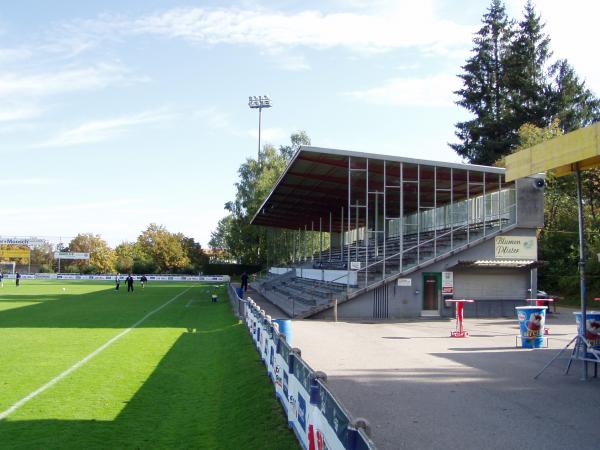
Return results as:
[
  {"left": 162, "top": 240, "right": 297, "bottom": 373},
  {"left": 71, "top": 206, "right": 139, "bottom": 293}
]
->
[{"left": 0, "top": 321, "right": 298, "bottom": 449}]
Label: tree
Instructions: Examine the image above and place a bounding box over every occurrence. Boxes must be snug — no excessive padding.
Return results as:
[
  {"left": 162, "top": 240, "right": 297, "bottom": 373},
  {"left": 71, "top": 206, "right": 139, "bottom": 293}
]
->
[
  {"left": 212, "top": 131, "right": 311, "bottom": 265},
  {"left": 548, "top": 59, "right": 600, "bottom": 133},
  {"left": 505, "top": 0, "right": 552, "bottom": 131},
  {"left": 178, "top": 234, "right": 208, "bottom": 272},
  {"left": 136, "top": 224, "right": 190, "bottom": 273},
  {"left": 30, "top": 241, "right": 55, "bottom": 272},
  {"left": 209, "top": 215, "right": 234, "bottom": 252},
  {"left": 451, "top": 0, "right": 514, "bottom": 164},
  {"left": 67, "top": 233, "right": 115, "bottom": 273},
  {"left": 114, "top": 242, "right": 135, "bottom": 273}
]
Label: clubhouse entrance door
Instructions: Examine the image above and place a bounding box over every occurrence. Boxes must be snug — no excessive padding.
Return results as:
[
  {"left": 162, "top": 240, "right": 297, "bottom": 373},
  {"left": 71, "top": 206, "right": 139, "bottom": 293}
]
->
[{"left": 422, "top": 273, "right": 440, "bottom": 316}]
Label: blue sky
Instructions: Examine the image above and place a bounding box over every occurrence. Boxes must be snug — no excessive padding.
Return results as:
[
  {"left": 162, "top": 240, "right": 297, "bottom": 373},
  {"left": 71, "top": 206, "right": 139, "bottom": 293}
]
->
[{"left": 1, "top": 0, "right": 598, "bottom": 247}]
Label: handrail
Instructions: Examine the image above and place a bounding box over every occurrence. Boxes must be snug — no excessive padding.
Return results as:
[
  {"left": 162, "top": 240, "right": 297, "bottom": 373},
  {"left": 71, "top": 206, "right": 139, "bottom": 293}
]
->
[{"left": 320, "top": 206, "right": 516, "bottom": 290}]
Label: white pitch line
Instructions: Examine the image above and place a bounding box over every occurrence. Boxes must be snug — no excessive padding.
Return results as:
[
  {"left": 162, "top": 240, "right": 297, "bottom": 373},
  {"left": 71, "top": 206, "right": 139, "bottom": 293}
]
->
[
  {"left": 185, "top": 299, "right": 194, "bottom": 307},
  {"left": 0, "top": 286, "right": 192, "bottom": 421}
]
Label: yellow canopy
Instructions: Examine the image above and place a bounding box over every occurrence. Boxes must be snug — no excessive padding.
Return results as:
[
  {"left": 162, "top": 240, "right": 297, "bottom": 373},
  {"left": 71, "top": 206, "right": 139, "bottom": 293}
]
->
[{"left": 505, "top": 121, "right": 600, "bottom": 181}]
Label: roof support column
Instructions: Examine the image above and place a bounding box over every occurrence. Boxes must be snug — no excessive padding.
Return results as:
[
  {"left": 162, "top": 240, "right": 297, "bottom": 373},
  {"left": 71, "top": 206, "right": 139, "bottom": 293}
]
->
[
  {"left": 365, "top": 158, "right": 369, "bottom": 288},
  {"left": 467, "top": 170, "right": 470, "bottom": 243},
  {"left": 329, "top": 211, "right": 332, "bottom": 262},
  {"left": 450, "top": 168, "right": 454, "bottom": 250},
  {"left": 319, "top": 216, "right": 323, "bottom": 264},
  {"left": 341, "top": 206, "right": 344, "bottom": 257},
  {"left": 304, "top": 225, "right": 307, "bottom": 262},
  {"left": 434, "top": 166, "right": 437, "bottom": 258},
  {"left": 382, "top": 160, "right": 386, "bottom": 281},
  {"left": 417, "top": 164, "right": 420, "bottom": 265},
  {"left": 347, "top": 156, "right": 351, "bottom": 291},
  {"left": 498, "top": 174, "right": 503, "bottom": 231},
  {"left": 400, "top": 162, "right": 404, "bottom": 273},
  {"left": 483, "top": 172, "right": 487, "bottom": 237},
  {"left": 311, "top": 221, "right": 314, "bottom": 263}
]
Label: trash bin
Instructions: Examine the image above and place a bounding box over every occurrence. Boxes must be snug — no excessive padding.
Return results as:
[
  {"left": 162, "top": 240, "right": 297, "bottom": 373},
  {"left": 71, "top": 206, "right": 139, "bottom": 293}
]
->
[
  {"left": 236, "top": 287, "right": 244, "bottom": 299},
  {"left": 273, "top": 319, "right": 292, "bottom": 345},
  {"left": 574, "top": 311, "right": 600, "bottom": 356},
  {"left": 515, "top": 306, "right": 547, "bottom": 348}
]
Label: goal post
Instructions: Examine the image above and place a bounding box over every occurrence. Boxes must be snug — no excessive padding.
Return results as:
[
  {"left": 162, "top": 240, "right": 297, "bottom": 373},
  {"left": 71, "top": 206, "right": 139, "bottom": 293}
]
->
[{"left": 0, "top": 261, "right": 16, "bottom": 275}]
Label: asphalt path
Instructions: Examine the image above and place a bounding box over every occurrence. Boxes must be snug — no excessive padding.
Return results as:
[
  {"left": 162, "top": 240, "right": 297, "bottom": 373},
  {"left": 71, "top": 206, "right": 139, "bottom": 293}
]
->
[{"left": 291, "top": 308, "right": 600, "bottom": 450}]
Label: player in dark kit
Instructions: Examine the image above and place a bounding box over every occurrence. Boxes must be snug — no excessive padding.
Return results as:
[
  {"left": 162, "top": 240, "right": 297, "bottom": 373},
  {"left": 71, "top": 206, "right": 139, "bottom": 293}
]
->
[
  {"left": 240, "top": 271, "right": 249, "bottom": 292},
  {"left": 15, "top": 272, "right": 21, "bottom": 287},
  {"left": 140, "top": 275, "right": 147, "bottom": 289},
  {"left": 126, "top": 274, "right": 134, "bottom": 292}
]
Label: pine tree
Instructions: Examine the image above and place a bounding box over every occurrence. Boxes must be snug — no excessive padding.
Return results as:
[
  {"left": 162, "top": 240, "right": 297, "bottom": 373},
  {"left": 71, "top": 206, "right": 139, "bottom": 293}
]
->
[
  {"left": 505, "top": 0, "right": 552, "bottom": 129},
  {"left": 450, "top": 0, "right": 515, "bottom": 165},
  {"left": 548, "top": 59, "right": 600, "bottom": 132}
]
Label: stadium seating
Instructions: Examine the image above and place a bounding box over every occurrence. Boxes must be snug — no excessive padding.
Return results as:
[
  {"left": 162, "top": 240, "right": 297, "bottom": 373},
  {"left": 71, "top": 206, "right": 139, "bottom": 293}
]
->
[{"left": 254, "top": 218, "right": 511, "bottom": 317}]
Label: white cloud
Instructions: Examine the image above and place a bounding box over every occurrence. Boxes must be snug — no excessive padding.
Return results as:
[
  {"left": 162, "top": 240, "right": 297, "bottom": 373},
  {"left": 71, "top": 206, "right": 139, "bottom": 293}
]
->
[
  {"left": 347, "top": 74, "right": 460, "bottom": 107},
  {"left": 268, "top": 51, "right": 311, "bottom": 71},
  {"left": 129, "top": 4, "right": 473, "bottom": 54},
  {"left": 0, "top": 105, "right": 43, "bottom": 123},
  {"left": 0, "top": 63, "right": 143, "bottom": 98},
  {"left": 36, "top": 109, "right": 172, "bottom": 148}
]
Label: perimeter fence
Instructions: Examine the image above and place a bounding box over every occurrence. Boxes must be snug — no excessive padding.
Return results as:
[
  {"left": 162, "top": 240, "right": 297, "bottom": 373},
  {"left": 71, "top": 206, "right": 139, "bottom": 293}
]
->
[{"left": 228, "top": 285, "right": 377, "bottom": 450}]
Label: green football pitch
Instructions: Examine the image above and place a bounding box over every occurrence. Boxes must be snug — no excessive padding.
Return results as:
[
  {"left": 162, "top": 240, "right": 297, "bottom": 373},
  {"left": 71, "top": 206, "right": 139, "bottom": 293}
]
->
[{"left": 0, "top": 280, "right": 298, "bottom": 450}]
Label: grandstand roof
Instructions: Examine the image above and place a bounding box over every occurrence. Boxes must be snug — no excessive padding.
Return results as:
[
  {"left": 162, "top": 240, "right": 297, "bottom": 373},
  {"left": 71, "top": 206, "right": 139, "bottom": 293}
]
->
[{"left": 251, "top": 146, "right": 507, "bottom": 230}]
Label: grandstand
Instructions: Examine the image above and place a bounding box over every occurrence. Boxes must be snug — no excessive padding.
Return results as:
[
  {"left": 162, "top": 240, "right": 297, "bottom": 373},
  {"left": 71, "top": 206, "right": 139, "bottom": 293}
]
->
[{"left": 251, "top": 146, "right": 544, "bottom": 319}]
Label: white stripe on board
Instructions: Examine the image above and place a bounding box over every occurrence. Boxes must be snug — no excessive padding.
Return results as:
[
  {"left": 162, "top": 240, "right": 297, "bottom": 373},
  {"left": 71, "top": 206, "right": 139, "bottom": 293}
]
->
[{"left": 0, "top": 287, "right": 192, "bottom": 421}]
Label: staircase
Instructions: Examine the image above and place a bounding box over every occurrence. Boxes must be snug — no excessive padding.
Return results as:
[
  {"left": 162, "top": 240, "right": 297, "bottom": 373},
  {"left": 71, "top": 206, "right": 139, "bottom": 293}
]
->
[{"left": 256, "top": 219, "right": 517, "bottom": 318}]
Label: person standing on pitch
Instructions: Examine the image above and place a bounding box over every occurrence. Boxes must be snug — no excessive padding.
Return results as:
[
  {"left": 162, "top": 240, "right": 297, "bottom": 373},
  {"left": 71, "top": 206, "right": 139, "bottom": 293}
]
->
[
  {"left": 16, "top": 272, "right": 21, "bottom": 287},
  {"left": 0, "top": 272, "right": 3, "bottom": 287},
  {"left": 140, "top": 275, "right": 147, "bottom": 289},
  {"left": 115, "top": 273, "right": 121, "bottom": 290},
  {"left": 126, "top": 274, "right": 134, "bottom": 292},
  {"left": 240, "top": 271, "right": 248, "bottom": 292}
]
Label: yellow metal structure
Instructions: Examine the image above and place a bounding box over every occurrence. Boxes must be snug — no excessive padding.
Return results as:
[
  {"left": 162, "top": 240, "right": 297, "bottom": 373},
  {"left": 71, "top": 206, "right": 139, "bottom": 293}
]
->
[{"left": 505, "top": 121, "right": 600, "bottom": 181}]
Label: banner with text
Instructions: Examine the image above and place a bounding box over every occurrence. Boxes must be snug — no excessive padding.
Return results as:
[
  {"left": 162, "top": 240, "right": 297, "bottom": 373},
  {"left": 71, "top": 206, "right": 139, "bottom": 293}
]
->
[
  {"left": 54, "top": 252, "right": 90, "bottom": 260},
  {"left": 494, "top": 236, "right": 537, "bottom": 259},
  {"left": 0, "top": 237, "right": 44, "bottom": 247}
]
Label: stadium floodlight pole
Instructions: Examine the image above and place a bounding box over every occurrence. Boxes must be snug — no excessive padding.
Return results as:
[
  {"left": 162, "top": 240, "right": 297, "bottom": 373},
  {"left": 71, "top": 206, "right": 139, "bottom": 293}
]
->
[{"left": 248, "top": 95, "right": 272, "bottom": 159}]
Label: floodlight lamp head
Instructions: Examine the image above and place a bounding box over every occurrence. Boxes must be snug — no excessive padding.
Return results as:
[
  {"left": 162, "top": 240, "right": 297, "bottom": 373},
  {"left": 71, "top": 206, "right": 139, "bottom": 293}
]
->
[{"left": 249, "top": 96, "right": 260, "bottom": 108}]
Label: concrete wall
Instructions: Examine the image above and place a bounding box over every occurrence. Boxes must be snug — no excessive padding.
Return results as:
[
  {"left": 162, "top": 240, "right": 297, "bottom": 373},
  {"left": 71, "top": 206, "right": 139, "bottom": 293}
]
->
[{"left": 516, "top": 175, "right": 545, "bottom": 229}]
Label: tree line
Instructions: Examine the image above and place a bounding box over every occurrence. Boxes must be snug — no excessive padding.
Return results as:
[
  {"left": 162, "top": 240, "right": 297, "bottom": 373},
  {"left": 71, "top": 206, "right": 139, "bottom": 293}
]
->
[{"left": 19, "top": 224, "right": 209, "bottom": 274}]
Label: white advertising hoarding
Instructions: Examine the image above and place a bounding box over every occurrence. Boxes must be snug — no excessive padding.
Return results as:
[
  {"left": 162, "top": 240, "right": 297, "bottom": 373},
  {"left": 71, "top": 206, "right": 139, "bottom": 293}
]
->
[
  {"left": 54, "top": 252, "right": 90, "bottom": 260},
  {"left": 0, "top": 237, "right": 45, "bottom": 247}
]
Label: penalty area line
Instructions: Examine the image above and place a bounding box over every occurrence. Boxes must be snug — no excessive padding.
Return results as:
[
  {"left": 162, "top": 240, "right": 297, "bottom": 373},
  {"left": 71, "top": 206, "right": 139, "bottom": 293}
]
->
[{"left": 0, "top": 286, "right": 193, "bottom": 421}]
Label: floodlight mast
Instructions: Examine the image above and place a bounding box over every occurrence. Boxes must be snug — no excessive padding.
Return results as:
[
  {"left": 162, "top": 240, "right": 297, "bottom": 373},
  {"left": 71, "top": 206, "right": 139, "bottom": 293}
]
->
[{"left": 248, "top": 95, "right": 272, "bottom": 159}]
